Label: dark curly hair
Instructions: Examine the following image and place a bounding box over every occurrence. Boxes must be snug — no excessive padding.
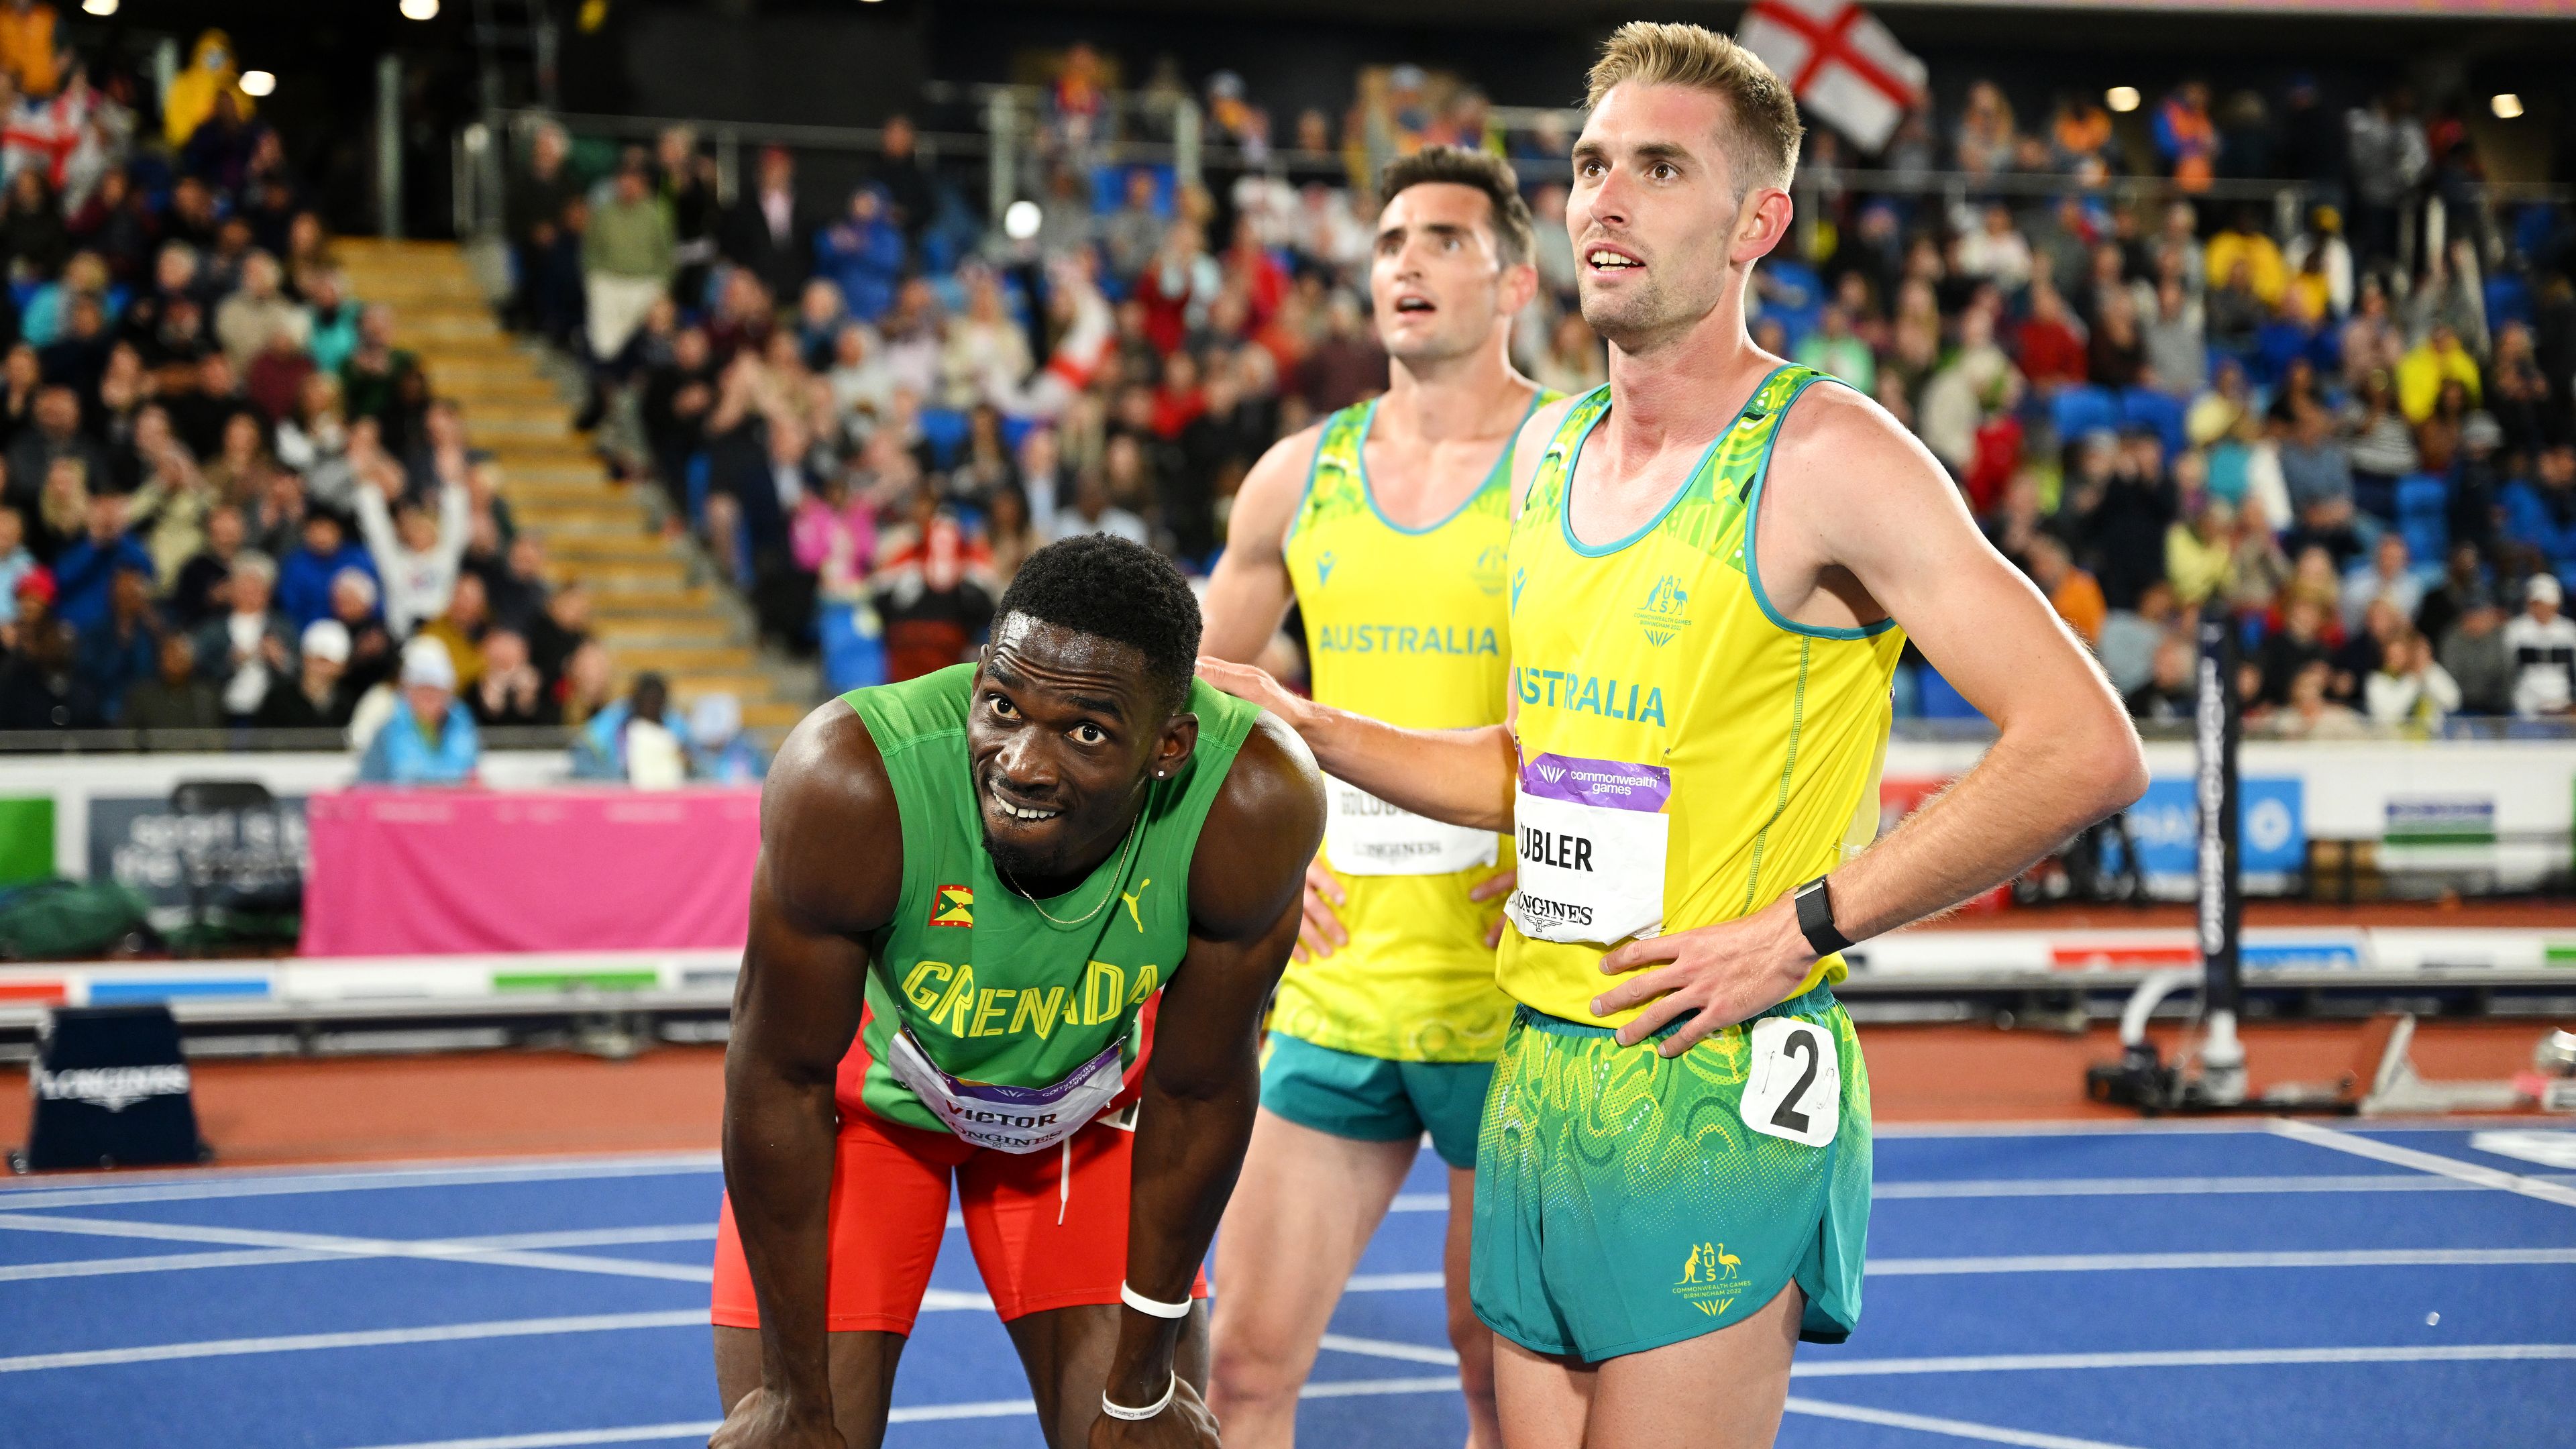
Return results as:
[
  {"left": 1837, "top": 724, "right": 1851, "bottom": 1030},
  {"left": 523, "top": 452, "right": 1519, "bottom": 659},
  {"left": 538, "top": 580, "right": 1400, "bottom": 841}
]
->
[
  {"left": 994, "top": 535, "right": 1203, "bottom": 714},
  {"left": 1377, "top": 145, "right": 1537, "bottom": 270}
]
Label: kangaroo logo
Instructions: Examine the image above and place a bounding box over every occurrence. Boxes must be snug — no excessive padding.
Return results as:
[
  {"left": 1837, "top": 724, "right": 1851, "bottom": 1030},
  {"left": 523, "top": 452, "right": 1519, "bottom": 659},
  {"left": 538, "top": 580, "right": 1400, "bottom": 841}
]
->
[
  {"left": 1121, "top": 879, "right": 1151, "bottom": 932},
  {"left": 1635, "top": 574, "right": 1693, "bottom": 647},
  {"left": 1674, "top": 1242, "right": 1743, "bottom": 1315}
]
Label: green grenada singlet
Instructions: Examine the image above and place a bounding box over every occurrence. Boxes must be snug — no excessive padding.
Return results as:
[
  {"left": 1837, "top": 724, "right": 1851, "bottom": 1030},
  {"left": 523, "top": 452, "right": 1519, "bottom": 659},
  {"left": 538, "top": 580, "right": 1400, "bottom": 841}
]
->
[{"left": 843, "top": 664, "right": 1262, "bottom": 1144}]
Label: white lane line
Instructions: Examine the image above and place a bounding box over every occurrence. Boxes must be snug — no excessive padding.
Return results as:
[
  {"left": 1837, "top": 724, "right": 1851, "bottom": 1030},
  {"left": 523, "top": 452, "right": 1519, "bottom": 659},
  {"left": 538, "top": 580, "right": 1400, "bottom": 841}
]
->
[
  {"left": 1870, "top": 1247, "right": 2576, "bottom": 1275},
  {"left": 1395, "top": 1173, "right": 2576, "bottom": 1206},
  {"left": 1873, "top": 1173, "right": 2517, "bottom": 1200},
  {"left": 1792, "top": 1343, "right": 2576, "bottom": 1378},
  {"left": 0, "top": 1309, "right": 708, "bottom": 1374},
  {"left": 341, "top": 1379, "right": 1482, "bottom": 1449},
  {"left": 0, "top": 1212, "right": 715, "bottom": 1285},
  {"left": 1299, "top": 1375, "right": 1464, "bottom": 1399},
  {"left": 1318, "top": 1332, "right": 1460, "bottom": 1366},
  {"left": 1342, "top": 1271, "right": 1445, "bottom": 1292},
  {"left": 0, "top": 1152, "right": 722, "bottom": 1211},
  {"left": 1784, "top": 1397, "right": 2145, "bottom": 1449},
  {"left": 19, "top": 1222, "right": 2548, "bottom": 1291},
  {"left": 0, "top": 1224, "right": 718, "bottom": 1284},
  {"left": 888, "top": 1398, "right": 1040, "bottom": 1423},
  {"left": 341, "top": 1426, "right": 720, "bottom": 1449},
  {"left": 2268, "top": 1119, "right": 2576, "bottom": 1210}
]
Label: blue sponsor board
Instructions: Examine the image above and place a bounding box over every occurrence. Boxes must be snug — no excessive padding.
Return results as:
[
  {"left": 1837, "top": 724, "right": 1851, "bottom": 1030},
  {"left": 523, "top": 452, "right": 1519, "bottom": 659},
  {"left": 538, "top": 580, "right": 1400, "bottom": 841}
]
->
[
  {"left": 2241, "top": 941, "right": 2362, "bottom": 971},
  {"left": 2102, "top": 775, "right": 2304, "bottom": 881}
]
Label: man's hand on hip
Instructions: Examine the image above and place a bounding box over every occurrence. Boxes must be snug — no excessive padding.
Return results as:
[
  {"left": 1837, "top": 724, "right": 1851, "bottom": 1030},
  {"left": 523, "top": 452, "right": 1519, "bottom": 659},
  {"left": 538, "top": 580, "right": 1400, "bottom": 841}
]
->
[
  {"left": 1589, "top": 894, "right": 1818, "bottom": 1056},
  {"left": 1293, "top": 855, "right": 1348, "bottom": 962}
]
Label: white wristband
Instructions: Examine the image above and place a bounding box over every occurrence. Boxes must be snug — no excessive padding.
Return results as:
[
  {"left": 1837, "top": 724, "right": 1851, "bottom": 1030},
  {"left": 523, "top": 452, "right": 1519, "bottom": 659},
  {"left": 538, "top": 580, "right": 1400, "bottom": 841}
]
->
[
  {"left": 1101, "top": 1371, "right": 1178, "bottom": 1422},
  {"left": 1120, "top": 1281, "right": 1193, "bottom": 1320}
]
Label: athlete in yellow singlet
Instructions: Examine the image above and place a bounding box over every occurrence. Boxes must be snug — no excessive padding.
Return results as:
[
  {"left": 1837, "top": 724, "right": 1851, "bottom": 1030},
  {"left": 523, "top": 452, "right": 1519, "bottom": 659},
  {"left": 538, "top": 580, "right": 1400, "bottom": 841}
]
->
[
  {"left": 1203, "top": 24, "right": 2149, "bottom": 1449},
  {"left": 1198, "top": 147, "right": 1546, "bottom": 1449}
]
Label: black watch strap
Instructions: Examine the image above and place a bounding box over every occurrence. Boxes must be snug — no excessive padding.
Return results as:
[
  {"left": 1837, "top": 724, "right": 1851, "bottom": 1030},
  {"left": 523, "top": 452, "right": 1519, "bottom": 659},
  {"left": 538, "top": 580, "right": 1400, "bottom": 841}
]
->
[{"left": 1794, "top": 876, "right": 1854, "bottom": 957}]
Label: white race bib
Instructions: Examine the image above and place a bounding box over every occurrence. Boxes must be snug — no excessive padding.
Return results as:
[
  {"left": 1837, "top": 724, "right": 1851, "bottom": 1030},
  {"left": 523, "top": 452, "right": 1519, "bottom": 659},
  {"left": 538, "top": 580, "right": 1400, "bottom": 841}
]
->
[
  {"left": 1740, "top": 1016, "right": 1839, "bottom": 1148},
  {"left": 1324, "top": 779, "right": 1499, "bottom": 877},
  {"left": 1505, "top": 753, "right": 1669, "bottom": 946},
  {"left": 881, "top": 1028, "right": 1127, "bottom": 1154}
]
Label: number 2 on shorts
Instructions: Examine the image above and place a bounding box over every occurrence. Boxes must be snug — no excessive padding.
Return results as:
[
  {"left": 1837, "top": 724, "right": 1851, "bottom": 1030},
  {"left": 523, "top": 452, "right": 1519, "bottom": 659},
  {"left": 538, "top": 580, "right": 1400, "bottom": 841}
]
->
[{"left": 1741, "top": 1017, "right": 1839, "bottom": 1148}]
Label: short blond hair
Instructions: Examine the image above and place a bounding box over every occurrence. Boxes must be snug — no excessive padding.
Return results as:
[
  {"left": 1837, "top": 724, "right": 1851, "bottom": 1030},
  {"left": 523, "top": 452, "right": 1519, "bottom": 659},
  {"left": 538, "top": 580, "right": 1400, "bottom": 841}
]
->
[{"left": 1585, "top": 21, "right": 1803, "bottom": 195}]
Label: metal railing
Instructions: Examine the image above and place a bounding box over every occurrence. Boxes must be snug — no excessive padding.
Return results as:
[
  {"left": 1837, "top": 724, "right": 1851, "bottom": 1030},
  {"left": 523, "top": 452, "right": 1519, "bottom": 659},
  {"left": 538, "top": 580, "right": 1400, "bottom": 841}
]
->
[
  {"left": 458, "top": 89, "right": 2572, "bottom": 286},
  {"left": 0, "top": 727, "right": 583, "bottom": 756}
]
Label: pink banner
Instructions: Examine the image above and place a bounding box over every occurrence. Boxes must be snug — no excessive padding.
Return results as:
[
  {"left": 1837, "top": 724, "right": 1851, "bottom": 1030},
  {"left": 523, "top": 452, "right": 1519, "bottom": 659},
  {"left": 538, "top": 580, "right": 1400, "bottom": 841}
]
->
[{"left": 299, "top": 788, "right": 763, "bottom": 957}]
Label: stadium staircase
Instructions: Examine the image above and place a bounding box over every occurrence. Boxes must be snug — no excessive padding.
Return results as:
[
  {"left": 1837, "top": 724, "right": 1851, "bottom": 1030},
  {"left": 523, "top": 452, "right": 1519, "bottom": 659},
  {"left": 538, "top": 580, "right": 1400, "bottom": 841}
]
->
[{"left": 333, "top": 239, "right": 811, "bottom": 733}]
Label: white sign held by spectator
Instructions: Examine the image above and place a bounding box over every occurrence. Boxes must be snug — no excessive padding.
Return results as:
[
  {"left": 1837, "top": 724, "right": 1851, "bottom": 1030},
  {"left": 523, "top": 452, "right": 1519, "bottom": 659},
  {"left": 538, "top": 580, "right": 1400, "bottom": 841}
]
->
[{"left": 1737, "top": 0, "right": 1927, "bottom": 155}]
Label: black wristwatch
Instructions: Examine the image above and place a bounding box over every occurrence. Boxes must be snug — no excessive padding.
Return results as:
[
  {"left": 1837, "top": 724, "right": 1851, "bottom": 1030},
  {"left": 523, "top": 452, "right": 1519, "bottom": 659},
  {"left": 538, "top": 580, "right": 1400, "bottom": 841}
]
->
[{"left": 1792, "top": 875, "right": 1854, "bottom": 957}]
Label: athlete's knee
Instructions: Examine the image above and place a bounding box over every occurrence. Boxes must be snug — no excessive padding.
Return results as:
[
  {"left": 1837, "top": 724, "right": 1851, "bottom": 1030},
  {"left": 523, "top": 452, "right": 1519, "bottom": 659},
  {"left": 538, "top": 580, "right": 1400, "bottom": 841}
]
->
[
  {"left": 1208, "top": 1329, "right": 1307, "bottom": 1413},
  {"left": 1446, "top": 1301, "right": 1498, "bottom": 1399}
]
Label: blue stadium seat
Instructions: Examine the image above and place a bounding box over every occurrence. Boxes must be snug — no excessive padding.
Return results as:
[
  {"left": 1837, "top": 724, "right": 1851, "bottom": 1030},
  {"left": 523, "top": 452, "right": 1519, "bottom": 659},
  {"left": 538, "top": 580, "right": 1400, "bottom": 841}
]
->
[
  {"left": 2253, "top": 321, "right": 2315, "bottom": 386},
  {"left": 1091, "top": 164, "right": 1175, "bottom": 217},
  {"left": 2485, "top": 274, "right": 2532, "bottom": 332},
  {"left": 2396, "top": 472, "right": 2449, "bottom": 561},
  {"left": 1915, "top": 667, "right": 1988, "bottom": 721},
  {"left": 1754, "top": 260, "right": 1823, "bottom": 352},
  {"left": 2119, "top": 388, "right": 2186, "bottom": 459},
  {"left": 818, "top": 602, "right": 886, "bottom": 694},
  {"left": 916, "top": 408, "right": 971, "bottom": 468},
  {"left": 2050, "top": 386, "right": 2121, "bottom": 443}
]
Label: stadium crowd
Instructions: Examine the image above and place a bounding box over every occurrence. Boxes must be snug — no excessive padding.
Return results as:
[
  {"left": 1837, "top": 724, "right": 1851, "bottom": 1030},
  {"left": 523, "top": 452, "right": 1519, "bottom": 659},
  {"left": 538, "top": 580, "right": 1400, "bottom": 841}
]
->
[
  {"left": 515, "top": 53, "right": 2576, "bottom": 735},
  {"left": 0, "top": 23, "right": 769, "bottom": 784}
]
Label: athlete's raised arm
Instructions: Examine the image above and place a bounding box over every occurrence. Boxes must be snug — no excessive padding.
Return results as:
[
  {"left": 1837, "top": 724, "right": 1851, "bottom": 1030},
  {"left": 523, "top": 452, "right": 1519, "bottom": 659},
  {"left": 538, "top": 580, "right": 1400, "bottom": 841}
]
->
[
  {"left": 1197, "top": 427, "right": 1322, "bottom": 664},
  {"left": 1099, "top": 714, "right": 1324, "bottom": 1448},
  {"left": 711, "top": 707, "right": 901, "bottom": 1449},
  {"left": 1592, "top": 387, "right": 2150, "bottom": 1049}
]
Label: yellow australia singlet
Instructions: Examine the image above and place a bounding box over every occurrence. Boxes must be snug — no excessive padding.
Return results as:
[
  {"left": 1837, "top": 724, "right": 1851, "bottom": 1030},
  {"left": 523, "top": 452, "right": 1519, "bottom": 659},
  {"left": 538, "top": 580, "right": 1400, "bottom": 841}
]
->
[
  {"left": 1275, "top": 389, "right": 1554, "bottom": 1062},
  {"left": 1499, "top": 364, "right": 1904, "bottom": 1028}
]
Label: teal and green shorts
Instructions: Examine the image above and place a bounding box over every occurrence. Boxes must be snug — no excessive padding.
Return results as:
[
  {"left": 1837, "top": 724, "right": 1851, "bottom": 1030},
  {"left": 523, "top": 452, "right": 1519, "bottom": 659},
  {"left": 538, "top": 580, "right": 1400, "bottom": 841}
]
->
[
  {"left": 1468, "top": 983, "right": 1871, "bottom": 1362},
  {"left": 1259, "top": 1032, "right": 1495, "bottom": 1170}
]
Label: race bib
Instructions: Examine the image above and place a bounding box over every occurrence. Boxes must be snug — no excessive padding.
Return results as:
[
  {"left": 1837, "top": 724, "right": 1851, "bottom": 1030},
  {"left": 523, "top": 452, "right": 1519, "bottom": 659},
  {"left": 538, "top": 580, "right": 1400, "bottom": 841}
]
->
[
  {"left": 1740, "top": 1016, "right": 1839, "bottom": 1148},
  {"left": 1505, "top": 753, "right": 1669, "bottom": 946},
  {"left": 881, "top": 1028, "right": 1126, "bottom": 1154},
  {"left": 1324, "top": 779, "right": 1499, "bottom": 877}
]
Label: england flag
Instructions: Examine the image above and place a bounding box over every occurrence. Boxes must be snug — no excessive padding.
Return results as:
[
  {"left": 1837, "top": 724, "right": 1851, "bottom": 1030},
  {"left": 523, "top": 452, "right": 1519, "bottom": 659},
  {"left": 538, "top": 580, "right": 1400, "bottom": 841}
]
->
[{"left": 1737, "top": 0, "right": 1929, "bottom": 155}]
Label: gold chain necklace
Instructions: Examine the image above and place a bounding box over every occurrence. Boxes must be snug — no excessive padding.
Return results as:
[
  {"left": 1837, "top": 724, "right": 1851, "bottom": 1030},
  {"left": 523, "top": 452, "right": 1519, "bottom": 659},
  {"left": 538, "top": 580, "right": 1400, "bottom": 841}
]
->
[{"left": 1000, "top": 809, "right": 1144, "bottom": 927}]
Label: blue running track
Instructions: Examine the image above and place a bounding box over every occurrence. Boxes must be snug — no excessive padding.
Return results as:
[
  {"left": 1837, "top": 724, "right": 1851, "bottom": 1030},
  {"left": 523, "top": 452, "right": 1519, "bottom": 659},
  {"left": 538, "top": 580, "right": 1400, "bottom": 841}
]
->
[{"left": 1, "top": 1120, "right": 2571, "bottom": 1448}]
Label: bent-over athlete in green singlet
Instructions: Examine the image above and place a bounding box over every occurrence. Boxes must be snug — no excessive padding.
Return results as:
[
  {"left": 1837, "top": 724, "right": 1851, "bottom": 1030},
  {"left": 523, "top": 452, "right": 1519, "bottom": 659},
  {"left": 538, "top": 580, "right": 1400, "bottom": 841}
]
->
[{"left": 712, "top": 537, "right": 1325, "bottom": 1449}]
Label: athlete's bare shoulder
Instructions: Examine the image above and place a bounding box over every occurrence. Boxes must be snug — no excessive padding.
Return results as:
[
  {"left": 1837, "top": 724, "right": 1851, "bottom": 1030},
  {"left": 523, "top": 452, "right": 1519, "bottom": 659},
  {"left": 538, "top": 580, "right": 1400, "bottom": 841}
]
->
[
  {"left": 758, "top": 698, "right": 903, "bottom": 937},
  {"left": 1186, "top": 711, "right": 1325, "bottom": 943},
  {"left": 1768, "top": 378, "right": 1953, "bottom": 511},
  {"left": 1227, "top": 419, "right": 1331, "bottom": 550},
  {"left": 1508, "top": 390, "right": 1588, "bottom": 516}
]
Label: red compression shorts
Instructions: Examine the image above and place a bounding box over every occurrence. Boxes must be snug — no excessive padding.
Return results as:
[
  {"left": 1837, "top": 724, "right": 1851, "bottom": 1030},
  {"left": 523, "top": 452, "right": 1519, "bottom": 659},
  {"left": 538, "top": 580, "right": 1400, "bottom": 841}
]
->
[{"left": 710, "top": 1009, "right": 1208, "bottom": 1334}]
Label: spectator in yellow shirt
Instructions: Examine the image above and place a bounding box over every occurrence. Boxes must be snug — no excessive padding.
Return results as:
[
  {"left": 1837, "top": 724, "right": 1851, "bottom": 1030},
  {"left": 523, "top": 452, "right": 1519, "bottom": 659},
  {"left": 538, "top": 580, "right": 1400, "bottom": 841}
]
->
[
  {"left": 2202, "top": 207, "right": 2288, "bottom": 310},
  {"left": 2396, "top": 323, "right": 2481, "bottom": 424},
  {"left": 2166, "top": 496, "right": 2239, "bottom": 608},
  {"left": 0, "top": 0, "right": 59, "bottom": 99},
  {"left": 163, "top": 30, "right": 254, "bottom": 148}
]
